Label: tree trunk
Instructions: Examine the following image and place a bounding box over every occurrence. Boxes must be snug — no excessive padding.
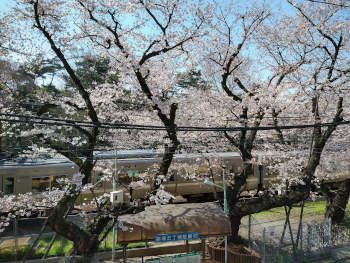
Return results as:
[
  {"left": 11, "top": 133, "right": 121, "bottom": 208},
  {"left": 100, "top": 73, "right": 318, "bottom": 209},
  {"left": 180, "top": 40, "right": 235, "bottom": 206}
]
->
[
  {"left": 47, "top": 187, "right": 102, "bottom": 261},
  {"left": 81, "top": 159, "right": 94, "bottom": 184},
  {"left": 229, "top": 214, "right": 242, "bottom": 243},
  {"left": 0, "top": 121, "right": 2, "bottom": 156},
  {"left": 325, "top": 179, "right": 350, "bottom": 224},
  {"left": 74, "top": 234, "right": 99, "bottom": 257},
  {"left": 226, "top": 159, "right": 254, "bottom": 242}
]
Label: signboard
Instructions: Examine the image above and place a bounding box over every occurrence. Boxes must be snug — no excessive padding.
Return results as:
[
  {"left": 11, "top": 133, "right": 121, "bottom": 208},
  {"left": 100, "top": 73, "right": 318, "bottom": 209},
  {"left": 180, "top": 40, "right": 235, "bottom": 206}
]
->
[{"left": 154, "top": 232, "right": 199, "bottom": 243}]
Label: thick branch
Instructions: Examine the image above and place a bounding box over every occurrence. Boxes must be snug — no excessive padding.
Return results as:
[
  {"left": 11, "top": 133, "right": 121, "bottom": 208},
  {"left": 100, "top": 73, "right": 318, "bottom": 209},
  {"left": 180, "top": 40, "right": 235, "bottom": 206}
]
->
[
  {"left": 288, "top": 1, "right": 338, "bottom": 48},
  {"left": 305, "top": 97, "right": 343, "bottom": 182},
  {"left": 77, "top": 1, "right": 127, "bottom": 57},
  {"left": 44, "top": 138, "right": 83, "bottom": 167},
  {"left": 327, "top": 34, "right": 342, "bottom": 81},
  {"left": 321, "top": 96, "right": 343, "bottom": 145},
  {"left": 272, "top": 108, "right": 285, "bottom": 144},
  {"left": 223, "top": 131, "right": 239, "bottom": 148},
  {"left": 245, "top": 109, "right": 264, "bottom": 153},
  {"left": 234, "top": 191, "right": 308, "bottom": 216},
  {"left": 33, "top": 1, "right": 99, "bottom": 125},
  {"left": 36, "top": 103, "right": 57, "bottom": 116},
  {"left": 234, "top": 78, "right": 254, "bottom": 97},
  {"left": 139, "top": 33, "right": 198, "bottom": 66},
  {"left": 238, "top": 107, "right": 248, "bottom": 156},
  {"left": 47, "top": 189, "right": 96, "bottom": 255},
  {"left": 221, "top": 76, "right": 242, "bottom": 102}
]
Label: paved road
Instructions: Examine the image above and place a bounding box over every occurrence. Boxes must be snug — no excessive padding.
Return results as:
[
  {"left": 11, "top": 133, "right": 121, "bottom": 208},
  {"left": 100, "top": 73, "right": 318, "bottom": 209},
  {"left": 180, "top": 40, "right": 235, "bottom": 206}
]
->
[{"left": 331, "top": 246, "right": 350, "bottom": 262}]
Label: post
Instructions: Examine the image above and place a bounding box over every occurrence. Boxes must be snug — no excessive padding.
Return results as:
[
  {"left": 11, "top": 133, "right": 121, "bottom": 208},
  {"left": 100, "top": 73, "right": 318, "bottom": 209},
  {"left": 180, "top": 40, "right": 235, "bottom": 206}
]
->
[
  {"left": 300, "top": 221, "right": 304, "bottom": 262},
  {"left": 300, "top": 221, "right": 303, "bottom": 251},
  {"left": 201, "top": 238, "right": 206, "bottom": 259},
  {"left": 223, "top": 167, "right": 228, "bottom": 263},
  {"left": 14, "top": 218, "right": 18, "bottom": 261},
  {"left": 248, "top": 214, "right": 251, "bottom": 248},
  {"left": 307, "top": 224, "right": 311, "bottom": 254},
  {"left": 284, "top": 206, "right": 297, "bottom": 261},
  {"left": 112, "top": 149, "right": 118, "bottom": 262},
  {"left": 258, "top": 165, "right": 263, "bottom": 192},
  {"left": 263, "top": 227, "right": 266, "bottom": 263},
  {"left": 258, "top": 154, "right": 263, "bottom": 192},
  {"left": 328, "top": 217, "right": 332, "bottom": 247},
  {"left": 123, "top": 244, "right": 127, "bottom": 263}
]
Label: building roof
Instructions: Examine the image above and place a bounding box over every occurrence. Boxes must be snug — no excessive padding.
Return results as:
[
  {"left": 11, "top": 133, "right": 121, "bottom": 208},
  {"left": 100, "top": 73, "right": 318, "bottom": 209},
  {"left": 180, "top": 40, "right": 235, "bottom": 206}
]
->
[
  {"left": 0, "top": 158, "right": 75, "bottom": 168},
  {"left": 117, "top": 202, "right": 231, "bottom": 243},
  {"left": 93, "top": 149, "right": 162, "bottom": 160},
  {"left": 0, "top": 151, "right": 241, "bottom": 168}
]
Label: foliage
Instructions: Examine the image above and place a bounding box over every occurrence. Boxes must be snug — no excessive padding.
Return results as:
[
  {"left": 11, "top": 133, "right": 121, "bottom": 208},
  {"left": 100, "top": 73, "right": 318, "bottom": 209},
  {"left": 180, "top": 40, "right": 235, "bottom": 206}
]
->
[{"left": 0, "top": 0, "right": 350, "bottom": 259}]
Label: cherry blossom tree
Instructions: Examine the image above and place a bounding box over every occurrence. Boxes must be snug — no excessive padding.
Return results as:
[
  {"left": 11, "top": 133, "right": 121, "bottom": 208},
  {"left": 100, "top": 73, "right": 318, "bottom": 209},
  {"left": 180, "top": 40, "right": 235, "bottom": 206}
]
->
[
  {"left": 192, "top": 0, "right": 350, "bottom": 240},
  {"left": 260, "top": 0, "right": 350, "bottom": 224},
  {"left": 1, "top": 1, "right": 350, "bottom": 260},
  {"left": 1, "top": 0, "right": 210, "bottom": 260}
]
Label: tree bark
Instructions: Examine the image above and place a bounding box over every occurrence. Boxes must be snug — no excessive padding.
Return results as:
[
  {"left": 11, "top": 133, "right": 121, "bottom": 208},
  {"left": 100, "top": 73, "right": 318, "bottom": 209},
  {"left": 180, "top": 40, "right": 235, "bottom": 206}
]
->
[
  {"left": 325, "top": 179, "right": 350, "bottom": 224},
  {"left": 229, "top": 214, "right": 243, "bottom": 243},
  {"left": 47, "top": 188, "right": 100, "bottom": 260},
  {"left": 235, "top": 190, "right": 308, "bottom": 216},
  {"left": 0, "top": 121, "right": 2, "bottom": 157}
]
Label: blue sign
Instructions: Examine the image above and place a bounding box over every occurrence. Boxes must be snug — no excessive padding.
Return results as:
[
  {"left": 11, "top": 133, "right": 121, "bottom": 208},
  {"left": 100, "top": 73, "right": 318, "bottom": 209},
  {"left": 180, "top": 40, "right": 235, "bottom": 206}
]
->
[{"left": 154, "top": 232, "right": 199, "bottom": 242}]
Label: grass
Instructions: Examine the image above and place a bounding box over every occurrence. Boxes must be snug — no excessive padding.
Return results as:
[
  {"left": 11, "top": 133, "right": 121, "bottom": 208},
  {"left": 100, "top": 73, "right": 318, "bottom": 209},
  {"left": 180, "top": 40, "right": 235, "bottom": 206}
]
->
[
  {"left": 253, "top": 199, "right": 350, "bottom": 222},
  {"left": 36, "top": 235, "right": 73, "bottom": 256},
  {"left": 98, "top": 231, "right": 150, "bottom": 252},
  {"left": 0, "top": 246, "right": 39, "bottom": 261},
  {"left": 0, "top": 231, "right": 150, "bottom": 262}
]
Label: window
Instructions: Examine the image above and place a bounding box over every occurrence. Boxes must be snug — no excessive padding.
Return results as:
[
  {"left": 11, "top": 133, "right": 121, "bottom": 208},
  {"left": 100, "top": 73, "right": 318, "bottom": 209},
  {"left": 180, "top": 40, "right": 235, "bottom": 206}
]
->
[
  {"left": 127, "top": 170, "right": 133, "bottom": 177},
  {"left": 96, "top": 173, "right": 103, "bottom": 187},
  {"left": 134, "top": 170, "right": 139, "bottom": 177},
  {"left": 169, "top": 170, "right": 177, "bottom": 182},
  {"left": 4, "top": 178, "right": 14, "bottom": 194},
  {"left": 32, "top": 177, "right": 50, "bottom": 192}
]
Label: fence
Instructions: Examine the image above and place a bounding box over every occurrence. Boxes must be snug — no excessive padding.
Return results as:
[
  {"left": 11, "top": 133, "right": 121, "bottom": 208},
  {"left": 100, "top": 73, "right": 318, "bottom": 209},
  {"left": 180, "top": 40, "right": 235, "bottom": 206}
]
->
[
  {"left": 2, "top": 207, "right": 350, "bottom": 262},
  {"left": 240, "top": 213, "right": 350, "bottom": 263},
  {"left": 0, "top": 216, "right": 201, "bottom": 262},
  {"left": 0, "top": 215, "right": 139, "bottom": 262}
]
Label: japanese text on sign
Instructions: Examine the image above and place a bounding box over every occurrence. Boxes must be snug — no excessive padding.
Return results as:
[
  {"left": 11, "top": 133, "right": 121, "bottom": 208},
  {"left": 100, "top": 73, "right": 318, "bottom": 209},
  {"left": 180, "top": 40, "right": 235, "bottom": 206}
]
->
[{"left": 154, "top": 232, "right": 199, "bottom": 242}]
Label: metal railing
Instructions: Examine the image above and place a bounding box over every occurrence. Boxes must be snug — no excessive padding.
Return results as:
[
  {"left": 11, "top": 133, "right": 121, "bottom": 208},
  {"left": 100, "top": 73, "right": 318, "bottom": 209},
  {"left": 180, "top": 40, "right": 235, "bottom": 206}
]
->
[{"left": 240, "top": 214, "right": 350, "bottom": 263}]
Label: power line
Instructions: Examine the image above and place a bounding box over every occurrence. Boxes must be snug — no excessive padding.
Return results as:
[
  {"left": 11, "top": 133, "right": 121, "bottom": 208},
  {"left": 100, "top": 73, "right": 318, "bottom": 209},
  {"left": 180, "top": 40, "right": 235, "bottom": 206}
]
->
[
  {"left": 0, "top": 113, "right": 166, "bottom": 130},
  {"left": 18, "top": 101, "right": 350, "bottom": 121},
  {"left": 304, "top": 0, "right": 349, "bottom": 8},
  {"left": 1, "top": 112, "right": 349, "bottom": 132},
  {"left": 1, "top": 135, "right": 323, "bottom": 151}
]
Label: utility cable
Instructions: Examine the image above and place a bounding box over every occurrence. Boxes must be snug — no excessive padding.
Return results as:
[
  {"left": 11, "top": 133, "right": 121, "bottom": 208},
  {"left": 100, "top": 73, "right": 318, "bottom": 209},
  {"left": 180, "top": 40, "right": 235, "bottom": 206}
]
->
[{"left": 2, "top": 113, "right": 350, "bottom": 132}]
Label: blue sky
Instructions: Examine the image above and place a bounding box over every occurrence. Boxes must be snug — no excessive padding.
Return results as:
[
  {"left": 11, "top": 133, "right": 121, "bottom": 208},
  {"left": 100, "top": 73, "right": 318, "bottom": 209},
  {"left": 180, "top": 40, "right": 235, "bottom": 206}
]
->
[
  {"left": 0, "top": 0, "right": 291, "bottom": 13},
  {"left": 0, "top": 0, "right": 14, "bottom": 12},
  {"left": 0, "top": 0, "right": 293, "bottom": 17}
]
